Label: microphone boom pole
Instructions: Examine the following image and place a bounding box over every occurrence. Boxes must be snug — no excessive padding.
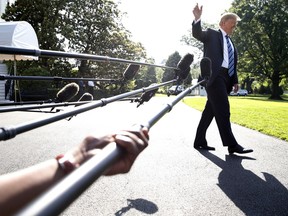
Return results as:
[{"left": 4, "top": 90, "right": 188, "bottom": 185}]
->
[
  {"left": 143, "top": 79, "right": 206, "bottom": 129},
  {"left": 0, "top": 101, "right": 93, "bottom": 113},
  {"left": 0, "top": 75, "right": 117, "bottom": 82},
  {"left": 14, "top": 53, "right": 199, "bottom": 215},
  {"left": 15, "top": 78, "right": 208, "bottom": 216},
  {"left": 0, "top": 80, "right": 176, "bottom": 141},
  {"left": 0, "top": 46, "right": 177, "bottom": 70}
]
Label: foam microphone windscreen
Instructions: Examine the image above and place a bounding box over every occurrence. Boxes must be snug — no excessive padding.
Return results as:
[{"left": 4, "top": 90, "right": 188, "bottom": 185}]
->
[
  {"left": 200, "top": 57, "right": 212, "bottom": 79},
  {"left": 180, "top": 67, "right": 191, "bottom": 80},
  {"left": 177, "top": 53, "right": 194, "bottom": 71},
  {"left": 56, "top": 82, "right": 79, "bottom": 102},
  {"left": 78, "top": 92, "right": 93, "bottom": 101},
  {"left": 73, "top": 93, "right": 93, "bottom": 108},
  {"left": 123, "top": 64, "right": 140, "bottom": 80}
]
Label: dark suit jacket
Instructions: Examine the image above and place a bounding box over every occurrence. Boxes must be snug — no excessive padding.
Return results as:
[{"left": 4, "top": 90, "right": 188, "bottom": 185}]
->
[{"left": 192, "top": 20, "right": 238, "bottom": 92}]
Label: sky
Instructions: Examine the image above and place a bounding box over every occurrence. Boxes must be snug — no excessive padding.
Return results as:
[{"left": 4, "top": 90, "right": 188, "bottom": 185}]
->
[{"left": 116, "top": 0, "right": 233, "bottom": 63}]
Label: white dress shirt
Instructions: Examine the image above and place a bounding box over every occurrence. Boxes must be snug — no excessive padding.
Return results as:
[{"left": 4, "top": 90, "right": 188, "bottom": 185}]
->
[{"left": 220, "top": 28, "right": 234, "bottom": 69}]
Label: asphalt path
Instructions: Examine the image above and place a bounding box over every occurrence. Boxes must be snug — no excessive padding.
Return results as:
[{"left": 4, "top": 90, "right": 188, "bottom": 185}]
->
[{"left": 0, "top": 97, "right": 287, "bottom": 216}]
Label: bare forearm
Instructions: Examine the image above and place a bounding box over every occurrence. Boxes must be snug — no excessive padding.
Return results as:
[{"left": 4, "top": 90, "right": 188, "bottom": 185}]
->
[
  {"left": 0, "top": 159, "right": 64, "bottom": 215},
  {"left": 0, "top": 128, "right": 149, "bottom": 215}
]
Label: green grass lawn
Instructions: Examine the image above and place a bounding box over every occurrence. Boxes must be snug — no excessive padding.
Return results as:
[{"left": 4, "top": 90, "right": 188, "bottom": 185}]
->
[{"left": 183, "top": 95, "right": 288, "bottom": 142}]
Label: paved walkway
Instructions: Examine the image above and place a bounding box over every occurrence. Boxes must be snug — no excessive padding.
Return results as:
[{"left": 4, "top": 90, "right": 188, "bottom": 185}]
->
[{"left": 0, "top": 97, "right": 287, "bottom": 215}]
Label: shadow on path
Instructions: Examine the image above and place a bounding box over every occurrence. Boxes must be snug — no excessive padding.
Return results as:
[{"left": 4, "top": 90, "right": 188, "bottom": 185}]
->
[
  {"left": 115, "top": 198, "right": 158, "bottom": 216},
  {"left": 199, "top": 151, "right": 288, "bottom": 216}
]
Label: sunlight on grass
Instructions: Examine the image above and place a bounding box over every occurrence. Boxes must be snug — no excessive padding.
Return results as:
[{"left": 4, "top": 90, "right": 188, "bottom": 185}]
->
[{"left": 183, "top": 96, "right": 288, "bottom": 142}]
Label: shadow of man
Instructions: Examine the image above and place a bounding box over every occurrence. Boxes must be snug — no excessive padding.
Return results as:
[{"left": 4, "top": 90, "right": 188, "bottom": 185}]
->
[{"left": 199, "top": 151, "right": 288, "bottom": 216}]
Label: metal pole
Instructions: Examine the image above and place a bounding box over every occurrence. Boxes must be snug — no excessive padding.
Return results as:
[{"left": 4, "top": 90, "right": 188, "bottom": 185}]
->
[
  {"left": 16, "top": 142, "right": 124, "bottom": 216},
  {"left": 0, "top": 80, "right": 175, "bottom": 141},
  {"left": 143, "top": 80, "right": 205, "bottom": 128},
  {"left": 15, "top": 79, "right": 206, "bottom": 216},
  {"left": 0, "top": 46, "right": 177, "bottom": 70},
  {"left": 0, "top": 101, "right": 91, "bottom": 113},
  {"left": 0, "top": 75, "right": 118, "bottom": 82}
]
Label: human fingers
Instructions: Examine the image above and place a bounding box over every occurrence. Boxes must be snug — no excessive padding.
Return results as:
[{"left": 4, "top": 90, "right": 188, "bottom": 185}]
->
[
  {"left": 104, "top": 132, "right": 146, "bottom": 175},
  {"left": 193, "top": 3, "right": 203, "bottom": 19},
  {"left": 73, "top": 135, "right": 115, "bottom": 164},
  {"left": 114, "top": 129, "right": 148, "bottom": 155}
]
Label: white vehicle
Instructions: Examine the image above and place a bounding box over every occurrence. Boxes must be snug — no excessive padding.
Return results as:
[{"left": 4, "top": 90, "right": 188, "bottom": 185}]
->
[{"left": 230, "top": 89, "right": 248, "bottom": 96}]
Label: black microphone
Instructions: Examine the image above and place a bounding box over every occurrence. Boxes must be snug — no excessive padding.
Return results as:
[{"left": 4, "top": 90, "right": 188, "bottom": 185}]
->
[
  {"left": 55, "top": 82, "right": 79, "bottom": 103},
  {"left": 179, "top": 66, "right": 191, "bottom": 81},
  {"left": 175, "top": 53, "right": 194, "bottom": 81},
  {"left": 200, "top": 57, "right": 212, "bottom": 80},
  {"left": 123, "top": 64, "right": 140, "bottom": 80},
  {"left": 135, "top": 84, "right": 158, "bottom": 108}
]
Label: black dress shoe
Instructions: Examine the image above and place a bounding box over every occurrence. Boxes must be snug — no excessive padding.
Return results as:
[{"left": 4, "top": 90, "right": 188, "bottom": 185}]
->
[
  {"left": 228, "top": 144, "right": 253, "bottom": 154},
  {"left": 194, "top": 144, "right": 215, "bottom": 151}
]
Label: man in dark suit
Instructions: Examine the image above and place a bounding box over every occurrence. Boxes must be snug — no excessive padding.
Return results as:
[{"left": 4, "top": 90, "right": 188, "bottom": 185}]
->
[{"left": 192, "top": 3, "right": 253, "bottom": 154}]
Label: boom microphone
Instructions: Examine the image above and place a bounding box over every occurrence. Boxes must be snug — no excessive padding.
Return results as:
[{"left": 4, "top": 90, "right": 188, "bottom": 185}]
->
[
  {"left": 78, "top": 92, "right": 93, "bottom": 102},
  {"left": 14, "top": 75, "right": 207, "bottom": 216},
  {"left": 175, "top": 53, "right": 194, "bottom": 81},
  {"left": 200, "top": 57, "right": 212, "bottom": 80},
  {"left": 123, "top": 64, "right": 140, "bottom": 80},
  {"left": 0, "top": 80, "right": 177, "bottom": 141},
  {"left": 177, "top": 53, "right": 194, "bottom": 71},
  {"left": 49, "top": 82, "right": 79, "bottom": 112},
  {"left": 0, "top": 46, "right": 178, "bottom": 70},
  {"left": 135, "top": 83, "right": 159, "bottom": 108},
  {"left": 55, "top": 83, "right": 80, "bottom": 103},
  {"left": 180, "top": 67, "right": 191, "bottom": 81}
]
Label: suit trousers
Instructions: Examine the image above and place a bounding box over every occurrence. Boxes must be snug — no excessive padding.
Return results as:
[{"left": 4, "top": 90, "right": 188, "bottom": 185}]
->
[{"left": 194, "top": 68, "right": 238, "bottom": 147}]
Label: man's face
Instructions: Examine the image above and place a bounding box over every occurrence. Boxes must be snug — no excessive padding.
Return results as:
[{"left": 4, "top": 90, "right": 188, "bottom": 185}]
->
[{"left": 221, "top": 18, "right": 237, "bottom": 35}]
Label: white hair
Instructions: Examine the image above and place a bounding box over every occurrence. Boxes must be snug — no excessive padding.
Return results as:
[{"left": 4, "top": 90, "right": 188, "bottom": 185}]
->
[{"left": 220, "top": 12, "right": 241, "bottom": 24}]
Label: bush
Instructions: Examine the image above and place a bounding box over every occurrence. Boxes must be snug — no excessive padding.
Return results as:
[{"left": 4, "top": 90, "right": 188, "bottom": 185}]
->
[
  {"left": 19, "top": 67, "right": 54, "bottom": 101},
  {"left": 258, "top": 85, "right": 272, "bottom": 94}
]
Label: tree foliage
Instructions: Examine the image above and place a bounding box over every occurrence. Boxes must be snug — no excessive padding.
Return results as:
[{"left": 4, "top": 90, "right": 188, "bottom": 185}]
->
[
  {"left": 1, "top": 0, "right": 146, "bottom": 95},
  {"left": 161, "top": 52, "right": 193, "bottom": 89},
  {"left": 162, "top": 51, "right": 181, "bottom": 83},
  {"left": 2, "top": 0, "right": 66, "bottom": 51},
  {"left": 2, "top": 0, "right": 71, "bottom": 76},
  {"left": 61, "top": 0, "right": 146, "bottom": 81},
  {"left": 181, "top": 23, "right": 218, "bottom": 61},
  {"left": 231, "top": 0, "right": 288, "bottom": 99},
  {"left": 135, "top": 58, "right": 157, "bottom": 89},
  {"left": 181, "top": 23, "right": 218, "bottom": 83},
  {"left": 181, "top": 1, "right": 288, "bottom": 99}
]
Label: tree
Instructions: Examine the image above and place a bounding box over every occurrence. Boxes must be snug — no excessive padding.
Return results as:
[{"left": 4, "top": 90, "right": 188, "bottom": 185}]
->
[
  {"left": 60, "top": 0, "right": 146, "bottom": 88},
  {"left": 2, "top": 0, "right": 67, "bottom": 51},
  {"left": 2, "top": 0, "right": 147, "bottom": 97},
  {"left": 181, "top": 23, "right": 217, "bottom": 85},
  {"left": 2, "top": 0, "right": 72, "bottom": 83},
  {"left": 181, "top": 23, "right": 218, "bottom": 62},
  {"left": 135, "top": 58, "right": 157, "bottom": 89},
  {"left": 231, "top": 0, "right": 288, "bottom": 99},
  {"left": 162, "top": 51, "right": 181, "bottom": 83}
]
